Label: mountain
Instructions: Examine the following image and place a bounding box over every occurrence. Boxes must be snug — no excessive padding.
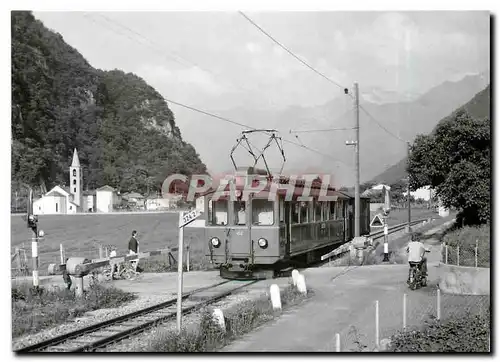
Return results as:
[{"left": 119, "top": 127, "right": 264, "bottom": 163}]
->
[
  {"left": 11, "top": 11, "right": 207, "bottom": 197},
  {"left": 183, "top": 71, "right": 489, "bottom": 187},
  {"left": 372, "top": 84, "right": 491, "bottom": 185}
]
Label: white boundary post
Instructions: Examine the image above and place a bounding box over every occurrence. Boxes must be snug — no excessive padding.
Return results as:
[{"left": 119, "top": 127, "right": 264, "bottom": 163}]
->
[
  {"left": 270, "top": 284, "right": 282, "bottom": 310},
  {"left": 177, "top": 211, "right": 185, "bottom": 334},
  {"left": 375, "top": 300, "right": 380, "bottom": 348},
  {"left": 335, "top": 333, "right": 340, "bottom": 352},
  {"left": 403, "top": 293, "right": 407, "bottom": 330},
  {"left": 291, "top": 269, "right": 299, "bottom": 286},
  {"left": 437, "top": 289, "right": 441, "bottom": 321}
]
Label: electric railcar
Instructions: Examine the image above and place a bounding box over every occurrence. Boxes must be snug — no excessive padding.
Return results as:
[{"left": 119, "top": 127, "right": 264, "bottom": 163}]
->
[{"left": 202, "top": 167, "right": 371, "bottom": 279}]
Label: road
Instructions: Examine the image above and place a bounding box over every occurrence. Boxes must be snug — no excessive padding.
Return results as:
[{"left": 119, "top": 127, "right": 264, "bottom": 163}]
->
[{"left": 221, "top": 220, "right": 489, "bottom": 352}]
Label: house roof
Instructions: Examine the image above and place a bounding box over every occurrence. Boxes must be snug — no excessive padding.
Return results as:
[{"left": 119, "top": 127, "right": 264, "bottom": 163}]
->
[
  {"left": 97, "top": 185, "right": 116, "bottom": 192},
  {"left": 127, "top": 192, "right": 144, "bottom": 198},
  {"left": 45, "top": 190, "right": 66, "bottom": 198}
]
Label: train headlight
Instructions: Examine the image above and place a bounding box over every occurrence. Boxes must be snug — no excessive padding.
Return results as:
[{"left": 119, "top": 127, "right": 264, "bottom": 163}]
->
[
  {"left": 257, "top": 238, "right": 268, "bottom": 249},
  {"left": 210, "top": 237, "right": 221, "bottom": 248}
]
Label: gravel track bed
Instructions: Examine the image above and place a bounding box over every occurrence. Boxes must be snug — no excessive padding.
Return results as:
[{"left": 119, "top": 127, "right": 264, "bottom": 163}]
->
[
  {"left": 100, "top": 289, "right": 264, "bottom": 352},
  {"left": 12, "top": 294, "right": 169, "bottom": 351}
]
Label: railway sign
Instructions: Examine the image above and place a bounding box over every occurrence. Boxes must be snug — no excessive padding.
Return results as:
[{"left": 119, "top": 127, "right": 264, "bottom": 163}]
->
[
  {"left": 370, "top": 214, "right": 384, "bottom": 228},
  {"left": 179, "top": 209, "right": 202, "bottom": 228}
]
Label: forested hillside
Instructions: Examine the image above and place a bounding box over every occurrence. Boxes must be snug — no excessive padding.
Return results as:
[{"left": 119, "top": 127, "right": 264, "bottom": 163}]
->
[
  {"left": 11, "top": 11, "right": 207, "bottom": 197},
  {"left": 372, "top": 84, "right": 491, "bottom": 185}
]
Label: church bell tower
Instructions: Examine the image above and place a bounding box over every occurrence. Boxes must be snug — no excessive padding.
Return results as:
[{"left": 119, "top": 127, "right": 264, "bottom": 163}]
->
[{"left": 70, "top": 148, "right": 82, "bottom": 208}]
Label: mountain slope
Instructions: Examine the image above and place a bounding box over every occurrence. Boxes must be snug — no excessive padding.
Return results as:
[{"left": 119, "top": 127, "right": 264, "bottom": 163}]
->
[
  {"left": 371, "top": 84, "right": 491, "bottom": 185},
  {"left": 188, "top": 72, "right": 489, "bottom": 187},
  {"left": 11, "top": 11, "right": 207, "bottom": 196}
]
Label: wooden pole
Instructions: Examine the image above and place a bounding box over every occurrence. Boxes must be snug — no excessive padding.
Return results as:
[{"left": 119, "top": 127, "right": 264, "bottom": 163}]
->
[
  {"left": 375, "top": 300, "right": 380, "bottom": 348},
  {"left": 186, "top": 245, "right": 190, "bottom": 272},
  {"left": 437, "top": 289, "right": 441, "bottom": 321},
  {"left": 457, "top": 245, "right": 460, "bottom": 266},
  {"left": 475, "top": 240, "right": 478, "bottom": 268},
  {"left": 445, "top": 244, "right": 448, "bottom": 264},
  {"left": 99, "top": 245, "right": 104, "bottom": 259},
  {"left": 177, "top": 211, "right": 185, "bottom": 334},
  {"left": 403, "top": 293, "right": 407, "bottom": 330},
  {"left": 15, "top": 247, "right": 21, "bottom": 272}
]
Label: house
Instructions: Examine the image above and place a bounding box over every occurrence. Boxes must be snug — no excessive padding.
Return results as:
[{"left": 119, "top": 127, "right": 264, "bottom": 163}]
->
[
  {"left": 123, "top": 192, "right": 145, "bottom": 209},
  {"left": 403, "top": 186, "right": 434, "bottom": 202},
  {"left": 33, "top": 186, "right": 79, "bottom": 215},
  {"left": 32, "top": 149, "right": 82, "bottom": 215},
  {"left": 82, "top": 190, "right": 96, "bottom": 212},
  {"left": 96, "top": 185, "right": 118, "bottom": 213}
]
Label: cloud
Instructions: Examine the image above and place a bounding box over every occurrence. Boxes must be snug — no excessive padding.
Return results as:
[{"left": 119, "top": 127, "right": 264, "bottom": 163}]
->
[
  {"left": 245, "top": 42, "right": 262, "bottom": 54},
  {"left": 137, "top": 64, "right": 227, "bottom": 96}
]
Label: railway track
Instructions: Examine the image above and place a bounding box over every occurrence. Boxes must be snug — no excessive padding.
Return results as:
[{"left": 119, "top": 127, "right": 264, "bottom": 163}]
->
[{"left": 15, "top": 279, "right": 258, "bottom": 353}]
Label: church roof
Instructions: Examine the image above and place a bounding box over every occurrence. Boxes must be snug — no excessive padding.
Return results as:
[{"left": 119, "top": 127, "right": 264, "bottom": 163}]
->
[
  {"left": 71, "top": 148, "right": 80, "bottom": 167},
  {"left": 97, "top": 185, "right": 116, "bottom": 192}
]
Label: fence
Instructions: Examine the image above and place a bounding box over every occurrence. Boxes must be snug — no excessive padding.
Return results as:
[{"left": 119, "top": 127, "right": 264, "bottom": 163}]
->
[
  {"left": 331, "top": 288, "right": 490, "bottom": 352},
  {"left": 442, "top": 241, "right": 490, "bottom": 268}
]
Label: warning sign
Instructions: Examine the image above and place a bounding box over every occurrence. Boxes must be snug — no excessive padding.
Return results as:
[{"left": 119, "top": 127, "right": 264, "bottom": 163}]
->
[{"left": 370, "top": 214, "right": 385, "bottom": 228}]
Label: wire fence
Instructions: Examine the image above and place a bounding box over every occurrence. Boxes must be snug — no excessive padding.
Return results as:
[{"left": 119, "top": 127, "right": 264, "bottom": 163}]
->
[
  {"left": 330, "top": 287, "right": 490, "bottom": 352},
  {"left": 442, "top": 242, "right": 490, "bottom": 268}
]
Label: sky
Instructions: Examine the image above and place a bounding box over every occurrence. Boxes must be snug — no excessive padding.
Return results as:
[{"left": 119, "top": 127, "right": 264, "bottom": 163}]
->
[
  {"left": 29, "top": 10, "right": 490, "bottom": 185},
  {"left": 32, "top": 11, "right": 490, "bottom": 110}
]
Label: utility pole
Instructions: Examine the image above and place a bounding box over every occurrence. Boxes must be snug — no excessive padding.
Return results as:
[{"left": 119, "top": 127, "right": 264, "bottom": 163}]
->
[
  {"left": 345, "top": 82, "right": 360, "bottom": 238},
  {"left": 407, "top": 141, "right": 412, "bottom": 233}
]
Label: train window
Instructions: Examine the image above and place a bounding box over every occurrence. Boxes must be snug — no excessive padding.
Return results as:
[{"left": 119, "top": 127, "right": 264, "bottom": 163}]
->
[
  {"left": 291, "top": 201, "right": 299, "bottom": 224},
  {"left": 279, "top": 198, "right": 285, "bottom": 223},
  {"left": 299, "top": 201, "right": 309, "bottom": 223},
  {"left": 252, "top": 199, "right": 274, "bottom": 225},
  {"left": 209, "top": 200, "right": 228, "bottom": 226},
  {"left": 234, "top": 201, "right": 246, "bottom": 225},
  {"left": 330, "top": 201, "right": 336, "bottom": 219},
  {"left": 314, "top": 200, "right": 322, "bottom": 222},
  {"left": 322, "top": 202, "right": 330, "bottom": 221},
  {"left": 336, "top": 201, "right": 344, "bottom": 219}
]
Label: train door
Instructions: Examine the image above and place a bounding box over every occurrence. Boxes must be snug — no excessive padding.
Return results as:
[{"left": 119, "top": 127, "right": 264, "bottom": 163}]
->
[
  {"left": 229, "top": 199, "right": 252, "bottom": 256},
  {"left": 284, "top": 201, "right": 291, "bottom": 256}
]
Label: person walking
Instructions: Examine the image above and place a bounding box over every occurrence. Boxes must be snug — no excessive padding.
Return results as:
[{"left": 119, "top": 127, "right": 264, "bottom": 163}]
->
[{"left": 128, "top": 230, "right": 139, "bottom": 272}]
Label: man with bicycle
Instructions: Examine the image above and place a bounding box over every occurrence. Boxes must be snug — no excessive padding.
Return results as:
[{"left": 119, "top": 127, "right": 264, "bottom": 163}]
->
[
  {"left": 406, "top": 232, "right": 430, "bottom": 282},
  {"left": 128, "top": 230, "right": 140, "bottom": 272}
]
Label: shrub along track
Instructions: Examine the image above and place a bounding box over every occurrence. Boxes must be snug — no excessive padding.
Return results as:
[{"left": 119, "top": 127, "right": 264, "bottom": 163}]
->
[{"left": 15, "top": 280, "right": 258, "bottom": 353}]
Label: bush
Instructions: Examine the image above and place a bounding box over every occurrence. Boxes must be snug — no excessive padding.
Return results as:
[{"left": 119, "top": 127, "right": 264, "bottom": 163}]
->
[
  {"left": 388, "top": 310, "right": 490, "bottom": 352},
  {"left": 11, "top": 282, "right": 136, "bottom": 338},
  {"left": 147, "top": 285, "right": 309, "bottom": 352},
  {"left": 442, "top": 224, "right": 490, "bottom": 267}
]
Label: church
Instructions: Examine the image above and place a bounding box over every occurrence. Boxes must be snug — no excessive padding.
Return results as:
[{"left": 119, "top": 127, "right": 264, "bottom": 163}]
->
[{"left": 33, "top": 149, "right": 96, "bottom": 215}]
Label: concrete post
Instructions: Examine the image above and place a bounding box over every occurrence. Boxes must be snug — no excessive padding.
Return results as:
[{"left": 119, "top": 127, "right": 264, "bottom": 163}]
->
[
  {"left": 75, "top": 276, "right": 84, "bottom": 298},
  {"left": 335, "top": 333, "right": 340, "bottom": 352},
  {"left": 99, "top": 245, "right": 103, "bottom": 259},
  {"left": 60, "top": 244, "right": 65, "bottom": 264},
  {"left": 291, "top": 269, "right": 299, "bottom": 286},
  {"left": 270, "top": 284, "right": 282, "bottom": 310}
]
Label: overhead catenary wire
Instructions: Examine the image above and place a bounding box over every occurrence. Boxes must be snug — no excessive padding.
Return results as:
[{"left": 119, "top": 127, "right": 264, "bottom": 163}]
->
[
  {"left": 358, "top": 104, "right": 407, "bottom": 144},
  {"left": 82, "top": 12, "right": 352, "bottom": 168},
  {"left": 239, "top": 11, "right": 350, "bottom": 93}
]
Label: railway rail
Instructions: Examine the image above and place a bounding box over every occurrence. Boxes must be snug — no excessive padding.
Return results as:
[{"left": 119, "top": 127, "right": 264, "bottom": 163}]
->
[{"left": 15, "top": 279, "right": 258, "bottom": 353}]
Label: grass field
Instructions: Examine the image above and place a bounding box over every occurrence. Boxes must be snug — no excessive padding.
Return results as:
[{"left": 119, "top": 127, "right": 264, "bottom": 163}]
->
[
  {"left": 11, "top": 212, "right": 205, "bottom": 275},
  {"left": 369, "top": 207, "right": 439, "bottom": 233},
  {"left": 11, "top": 206, "right": 440, "bottom": 276}
]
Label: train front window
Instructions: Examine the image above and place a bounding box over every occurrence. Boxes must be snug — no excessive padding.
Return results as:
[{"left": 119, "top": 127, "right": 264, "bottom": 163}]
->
[
  {"left": 234, "top": 201, "right": 246, "bottom": 225},
  {"left": 252, "top": 199, "right": 274, "bottom": 226},
  {"left": 209, "top": 200, "right": 228, "bottom": 226}
]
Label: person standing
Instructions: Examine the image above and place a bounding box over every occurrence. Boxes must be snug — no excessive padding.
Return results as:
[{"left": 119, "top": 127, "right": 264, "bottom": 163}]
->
[{"left": 128, "top": 230, "right": 139, "bottom": 272}]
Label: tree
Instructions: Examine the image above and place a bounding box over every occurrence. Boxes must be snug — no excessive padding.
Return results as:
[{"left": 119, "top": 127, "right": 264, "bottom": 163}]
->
[{"left": 407, "top": 110, "right": 490, "bottom": 225}]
